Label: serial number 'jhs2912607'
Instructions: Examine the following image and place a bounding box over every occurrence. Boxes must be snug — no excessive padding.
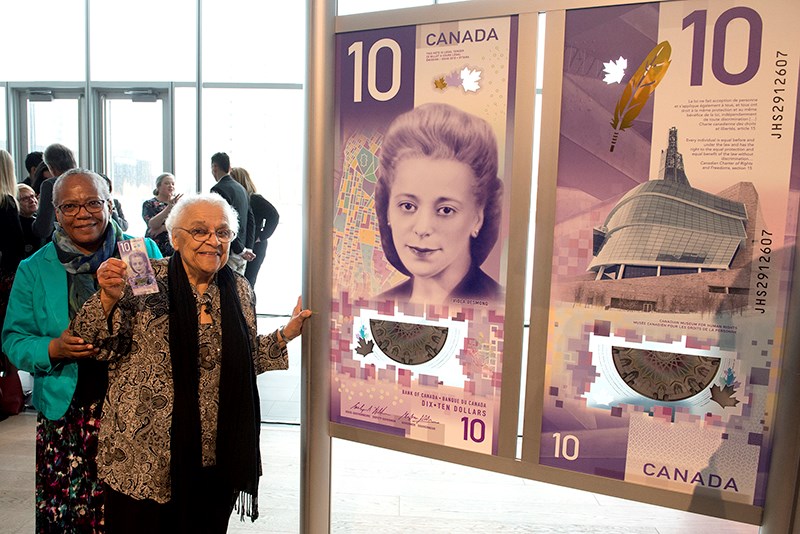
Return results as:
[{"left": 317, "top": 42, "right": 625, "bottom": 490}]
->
[
  {"left": 755, "top": 230, "right": 773, "bottom": 314},
  {"left": 772, "top": 52, "right": 789, "bottom": 139}
]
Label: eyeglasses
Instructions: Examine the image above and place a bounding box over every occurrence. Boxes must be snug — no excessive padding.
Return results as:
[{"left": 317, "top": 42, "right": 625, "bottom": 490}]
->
[
  {"left": 175, "top": 227, "right": 236, "bottom": 243},
  {"left": 19, "top": 195, "right": 37, "bottom": 203},
  {"left": 57, "top": 199, "right": 107, "bottom": 216}
]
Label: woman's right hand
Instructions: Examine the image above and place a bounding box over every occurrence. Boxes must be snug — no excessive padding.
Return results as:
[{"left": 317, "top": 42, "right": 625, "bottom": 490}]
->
[
  {"left": 97, "top": 258, "right": 129, "bottom": 315},
  {"left": 169, "top": 193, "right": 183, "bottom": 207}
]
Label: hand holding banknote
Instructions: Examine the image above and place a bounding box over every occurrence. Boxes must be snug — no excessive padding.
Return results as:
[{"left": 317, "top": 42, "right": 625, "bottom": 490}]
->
[{"left": 97, "top": 257, "right": 128, "bottom": 316}]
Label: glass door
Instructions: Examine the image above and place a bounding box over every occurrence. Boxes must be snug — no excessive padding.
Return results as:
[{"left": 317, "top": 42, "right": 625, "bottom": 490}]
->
[
  {"left": 95, "top": 87, "right": 173, "bottom": 238},
  {"left": 12, "top": 87, "right": 85, "bottom": 175},
  {"left": 0, "top": 86, "right": 7, "bottom": 153}
]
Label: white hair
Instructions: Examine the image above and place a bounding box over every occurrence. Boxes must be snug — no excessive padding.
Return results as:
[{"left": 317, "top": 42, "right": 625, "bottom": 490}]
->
[
  {"left": 165, "top": 193, "right": 240, "bottom": 242},
  {"left": 17, "top": 183, "right": 35, "bottom": 196}
]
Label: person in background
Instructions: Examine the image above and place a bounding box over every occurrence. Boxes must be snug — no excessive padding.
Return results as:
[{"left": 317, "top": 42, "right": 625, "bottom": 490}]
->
[
  {"left": 21, "top": 151, "right": 44, "bottom": 187},
  {"left": 0, "top": 150, "right": 26, "bottom": 419},
  {"left": 14, "top": 183, "right": 42, "bottom": 410},
  {"left": 71, "top": 193, "right": 310, "bottom": 531},
  {"left": 230, "top": 167, "right": 279, "bottom": 288},
  {"left": 210, "top": 153, "right": 255, "bottom": 275},
  {"left": 2, "top": 169, "right": 162, "bottom": 531},
  {"left": 33, "top": 143, "right": 77, "bottom": 241},
  {"left": 142, "top": 173, "right": 181, "bottom": 257},
  {"left": 0, "top": 149, "right": 24, "bottom": 284},
  {"left": 17, "top": 184, "right": 45, "bottom": 257},
  {"left": 31, "top": 161, "right": 53, "bottom": 196},
  {"left": 101, "top": 174, "right": 129, "bottom": 231}
]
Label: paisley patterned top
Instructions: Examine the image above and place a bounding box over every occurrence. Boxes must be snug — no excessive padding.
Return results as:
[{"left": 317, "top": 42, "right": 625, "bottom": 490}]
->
[{"left": 71, "top": 258, "right": 288, "bottom": 503}]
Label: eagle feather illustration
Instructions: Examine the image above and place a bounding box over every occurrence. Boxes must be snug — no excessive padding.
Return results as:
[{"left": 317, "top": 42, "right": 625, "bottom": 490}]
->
[{"left": 609, "top": 41, "right": 672, "bottom": 152}]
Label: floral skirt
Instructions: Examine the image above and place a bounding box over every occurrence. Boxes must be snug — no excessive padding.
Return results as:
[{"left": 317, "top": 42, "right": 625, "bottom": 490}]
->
[{"left": 36, "top": 401, "right": 104, "bottom": 533}]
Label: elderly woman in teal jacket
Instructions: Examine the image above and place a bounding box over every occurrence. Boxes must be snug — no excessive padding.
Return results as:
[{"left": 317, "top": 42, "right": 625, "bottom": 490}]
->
[{"left": 2, "top": 169, "right": 161, "bottom": 533}]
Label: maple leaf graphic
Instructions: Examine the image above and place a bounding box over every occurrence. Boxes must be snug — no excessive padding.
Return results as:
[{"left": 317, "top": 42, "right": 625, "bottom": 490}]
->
[
  {"left": 710, "top": 384, "right": 740, "bottom": 408},
  {"left": 434, "top": 77, "right": 447, "bottom": 90},
  {"left": 460, "top": 67, "right": 481, "bottom": 92},
  {"left": 602, "top": 56, "right": 627, "bottom": 84},
  {"left": 445, "top": 71, "right": 461, "bottom": 87},
  {"left": 355, "top": 336, "right": 374, "bottom": 357}
]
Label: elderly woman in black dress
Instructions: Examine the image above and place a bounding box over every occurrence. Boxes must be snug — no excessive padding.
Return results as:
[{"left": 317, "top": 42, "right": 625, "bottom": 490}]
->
[{"left": 71, "top": 192, "right": 310, "bottom": 532}]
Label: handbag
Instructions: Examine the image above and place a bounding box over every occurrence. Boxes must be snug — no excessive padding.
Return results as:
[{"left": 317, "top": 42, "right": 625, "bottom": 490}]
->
[
  {"left": 0, "top": 270, "right": 24, "bottom": 416},
  {"left": 0, "top": 354, "right": 24, "bottom": 416}
]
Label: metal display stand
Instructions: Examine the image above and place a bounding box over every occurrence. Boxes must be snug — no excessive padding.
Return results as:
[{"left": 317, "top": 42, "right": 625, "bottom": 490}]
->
[{"left": 303, "top": 1, "right": 800, "bottom": 531}]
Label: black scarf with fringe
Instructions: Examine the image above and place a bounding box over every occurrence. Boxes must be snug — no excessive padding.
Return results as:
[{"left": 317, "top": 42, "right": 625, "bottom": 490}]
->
[{"left": 168, "top": 252, "right": 261, "bottom": 525}]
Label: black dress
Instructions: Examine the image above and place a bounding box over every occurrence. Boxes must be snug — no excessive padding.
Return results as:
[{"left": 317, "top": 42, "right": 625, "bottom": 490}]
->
[
  {"left": 0, "top": 196, "right": 25, "bottom": 404},
  {"left": 19, "top": 216, "right": 45, "bottom": 258},
  {"left": 244, "top": 193, "right": 279, "bottom": 287},
  {"left": 0, "top": 196, "right": 25, "bottom": 275},
  {"left": 142, "top": 197, "right": 174, "bottom": 256}
]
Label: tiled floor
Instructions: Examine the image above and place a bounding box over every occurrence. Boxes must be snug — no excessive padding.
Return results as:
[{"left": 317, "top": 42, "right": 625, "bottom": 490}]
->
[
  {"left": 0, "top": 413, "right": 761, "bottom": 533},
  {"left": 0, "top": 317, "right": 761, "bottom": 533}
]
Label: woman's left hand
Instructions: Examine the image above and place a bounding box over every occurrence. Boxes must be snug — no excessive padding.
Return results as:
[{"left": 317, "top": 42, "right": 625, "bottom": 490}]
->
[{"left": 282, "top": 296, "right": 312, "bottom": 341}]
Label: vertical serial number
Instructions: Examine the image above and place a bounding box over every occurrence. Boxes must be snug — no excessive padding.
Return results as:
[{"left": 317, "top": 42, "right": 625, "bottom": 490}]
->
[
  {"left": 755, "top": 230, "right": 772, "bottom": 314},
  {"left": 772, "top": 52, "right": 788, "bottom": 139}
]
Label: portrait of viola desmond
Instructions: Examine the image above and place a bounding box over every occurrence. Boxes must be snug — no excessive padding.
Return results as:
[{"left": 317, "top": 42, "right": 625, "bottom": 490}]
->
[
  {"left": 126, "top": 249, "right": 157, "bottom": 289},
  {"left": 375, "top": 102, "right": 505, "bottom": 305}
]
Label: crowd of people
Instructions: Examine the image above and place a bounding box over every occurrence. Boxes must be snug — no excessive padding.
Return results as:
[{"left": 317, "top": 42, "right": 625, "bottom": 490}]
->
[{"left": 0, "top": 143, "right": 298, "bottom": 533}]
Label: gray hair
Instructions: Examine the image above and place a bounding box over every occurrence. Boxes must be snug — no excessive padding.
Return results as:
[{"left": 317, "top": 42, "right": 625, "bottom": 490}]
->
[
  {"left": 52, "top": 168, "right": 110, "bottom": 206},
  {"left": 165, "top": 193, "right": 239, "bottom": 242},
  {"left": 17, "top": 183, "right": 35, "bottom": 196},
  {"left": 43, "top": 143, "right": 77, "bottom": 176}
]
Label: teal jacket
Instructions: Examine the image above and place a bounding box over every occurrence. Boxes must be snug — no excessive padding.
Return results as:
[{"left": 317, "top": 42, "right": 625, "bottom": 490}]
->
[{"left": 2, "top": 235, "right": 162, "bottom": 420}]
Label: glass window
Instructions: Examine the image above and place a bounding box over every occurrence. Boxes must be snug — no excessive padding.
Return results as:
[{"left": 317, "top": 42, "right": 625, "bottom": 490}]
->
[
  {"left": 174, "top": 86, "right": 198, "bottom": 193},
  {"left": 520, "top": 13, "right": 547, "bottom": 454},
  {"left": 202, "top": 87, "right": 304, "bottom": 314},
  {"left": 0, "top": 0, "right": 85, "bottom": 82},
  {"left": 661, "top": 267, "right": 697, "bottom": 276},
  {"left": 623, "top": 266, "right": 659, "bottom": 279},
  {"left": 28, "top": 97, "right": 82, "bottom": 164},
  {"left": 202, "top": 1, "right": 306, "bottom": 84},
  {"left": 101, "top": 97, "right": 165, "bottom": 238},
  {"left": 524, "top": 13, "right": 547, "bottom": 323},
  {"left": 0, "top": 89, "right": 6, "bottom": 153},
  {"left": 90, "top": 0, "right": 196, "bottom": 82},
  {"left": 337, "top": 0, "right": 432, "bottom": 15}
]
